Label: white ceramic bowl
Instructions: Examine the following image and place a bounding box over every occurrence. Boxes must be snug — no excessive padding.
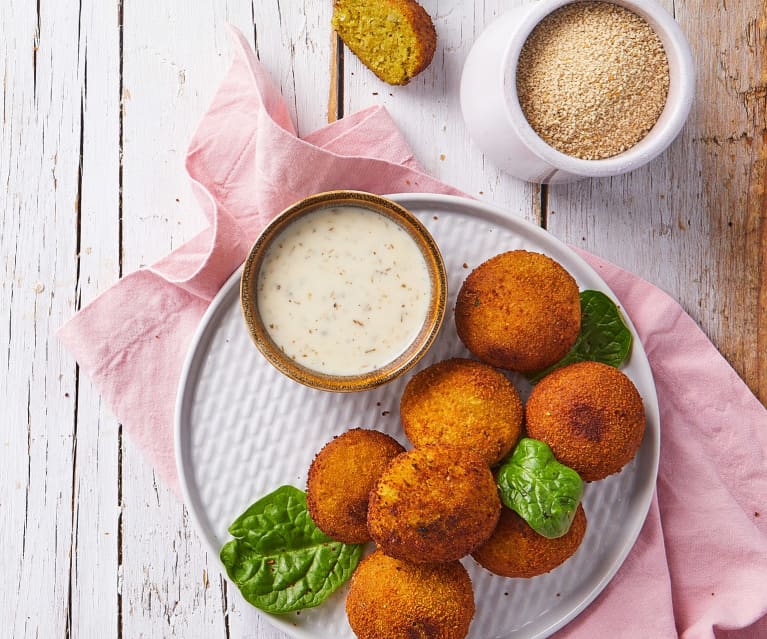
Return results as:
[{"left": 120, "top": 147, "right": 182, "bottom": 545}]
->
[{"left": 460, "top": 0, "right": 695, "bottom": 184}]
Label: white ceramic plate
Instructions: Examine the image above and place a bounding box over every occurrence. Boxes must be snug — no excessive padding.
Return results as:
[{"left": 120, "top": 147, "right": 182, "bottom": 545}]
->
[{"left": 175, "top": 193, "right": 660, "bottom": 639}]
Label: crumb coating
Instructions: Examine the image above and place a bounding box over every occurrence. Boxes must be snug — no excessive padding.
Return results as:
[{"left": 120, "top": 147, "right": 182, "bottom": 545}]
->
[
  {"left": 472, "top": 505, "right": 587, "bottom": 578},
  {"left": 307, "top": 428, "right": 405, "bottom": 543},
  {"left": 400, "top": 358, "right": 523, "bottom": 465},
  {"left": 346, "top": 550, "right": 475, "bottom": 639},
  {"left": 525, "top": 361, "right": 646, "bottom": 481},
  {"left": 368, "top": 444, "right": 501, "bottom": 563},
  {"left": 455, "top": 250, "right": 581, "bottom": 373}
]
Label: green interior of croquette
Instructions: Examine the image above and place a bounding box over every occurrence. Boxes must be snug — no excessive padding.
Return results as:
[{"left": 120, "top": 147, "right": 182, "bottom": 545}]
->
[{"left": 333, "top": 4, "right": 418, "bottom": 84}]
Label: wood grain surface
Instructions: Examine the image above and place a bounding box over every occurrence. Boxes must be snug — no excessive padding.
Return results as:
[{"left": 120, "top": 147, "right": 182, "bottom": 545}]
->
[{"left": 1, "top": 1, "right": 764, "bottom": 638}]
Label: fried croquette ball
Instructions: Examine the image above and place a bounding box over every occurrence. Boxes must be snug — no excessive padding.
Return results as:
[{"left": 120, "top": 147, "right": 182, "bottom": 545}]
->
[
  {"left": 455, "top": 250, "right": 581, "bottom": 373},
  {"left": 346, "top": 550, "right": 475, "bottom": 639},
  {"left": 367, "top": 444, "right": 501, "bottom": 563},
  {"left": 307, "top": 428, "right": 405, "bottom": 543},
  {"left": 525, "top": 361, "right": 646, "bottom": 481},
  {"left": 472, "top": 504, "right": 587, "bottom": 578},
  {"left": 400, "top": 358, "right": 523, "bottom": 465}
]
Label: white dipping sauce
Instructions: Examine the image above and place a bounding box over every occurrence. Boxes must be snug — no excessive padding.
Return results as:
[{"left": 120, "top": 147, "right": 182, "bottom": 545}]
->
[{"left": 256, "top": 205, "right": 432, "bottom": 376}]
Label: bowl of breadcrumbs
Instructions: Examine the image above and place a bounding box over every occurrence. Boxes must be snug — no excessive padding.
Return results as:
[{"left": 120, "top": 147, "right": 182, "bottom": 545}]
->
[{"left": 460, "top": 0, "right": 695, "bottom": 183}]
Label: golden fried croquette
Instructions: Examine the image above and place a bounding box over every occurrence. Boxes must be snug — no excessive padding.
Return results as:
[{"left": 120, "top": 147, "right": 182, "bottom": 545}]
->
[
  {"left": 400, "top": 358, "right": 523, "bottom": 465},
  {"left": 367, "top": 444, "right": 501, "bottom": 563},
  {"left": 472, "top": 504, "right": 587, "bottom": 578},
  {"left": 525, "top": 361, "right": 646, "bottom": 481},
  {"left": 346, "top": 550, "right": 475, "bottom": 639},
  {"left": 455, "top": 250, "right": 581, "bottom": 373},
  {"left": 306, "top": 428, "right": 405, "bottom": 543}
]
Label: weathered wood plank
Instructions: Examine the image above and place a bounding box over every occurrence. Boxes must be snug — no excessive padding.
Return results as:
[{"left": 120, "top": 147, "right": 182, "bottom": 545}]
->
[
  {"left": 546, "top": 0, "right": 767, "bottom": 405},
  {"left": 119, "top": 1, "right": 255, "bottom": 636},
  {"left": 1, "top": 0, "right": 83, "bottom": 637},
  {"left": 66, "top": 0, "right": 122, "bottom": 637},
  {"left": 249, "top": 0, "right": 341, "bottom": 138}
]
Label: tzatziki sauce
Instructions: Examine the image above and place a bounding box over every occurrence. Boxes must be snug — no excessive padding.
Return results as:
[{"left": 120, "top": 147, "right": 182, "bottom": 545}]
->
[{"left": 256, "top": 205, "right": 432, "bottom": 376}]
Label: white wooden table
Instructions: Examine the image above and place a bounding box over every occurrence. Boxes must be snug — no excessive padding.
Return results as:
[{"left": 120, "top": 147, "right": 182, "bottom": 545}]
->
[{"left": 3, "top": 1, "right": 765, "bottom": 637}]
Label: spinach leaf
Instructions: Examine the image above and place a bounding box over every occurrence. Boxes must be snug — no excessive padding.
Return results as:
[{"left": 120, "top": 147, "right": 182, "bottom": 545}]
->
[
  {"left": 529, "top": 289, "right": 632, "bottom": 383},
  {"left": 220, "top": 485, "right": 362, "bottom": 613},
  {"left": 496, "top": 439, "right": 583, "bottom": 539}
]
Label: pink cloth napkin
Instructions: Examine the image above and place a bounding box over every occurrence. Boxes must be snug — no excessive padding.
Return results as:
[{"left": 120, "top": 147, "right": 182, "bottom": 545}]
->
[{"left": 58, "top": 27, "right": 767, "bottom": 639}]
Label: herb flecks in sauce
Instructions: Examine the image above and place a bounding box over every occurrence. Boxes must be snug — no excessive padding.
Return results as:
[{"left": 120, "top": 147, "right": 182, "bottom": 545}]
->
[{"left": 257, "top": 206, "right": 431, "bottom": 376}]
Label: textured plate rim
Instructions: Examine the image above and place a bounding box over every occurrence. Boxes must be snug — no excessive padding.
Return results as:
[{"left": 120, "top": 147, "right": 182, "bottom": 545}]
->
[{"left": 174, "top": 192, "right": 661, "bottom": 639}]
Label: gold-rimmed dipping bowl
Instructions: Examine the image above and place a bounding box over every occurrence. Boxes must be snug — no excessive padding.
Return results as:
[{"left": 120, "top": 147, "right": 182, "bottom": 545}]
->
[{"left": 240, "top": 190, "right": 447, "bottom": 392}]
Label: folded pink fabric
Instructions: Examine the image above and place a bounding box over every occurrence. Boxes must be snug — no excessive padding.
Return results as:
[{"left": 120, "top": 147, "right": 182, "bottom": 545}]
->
[{"left": 58, "top": 27, "right": 766, "bottom": 639}]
